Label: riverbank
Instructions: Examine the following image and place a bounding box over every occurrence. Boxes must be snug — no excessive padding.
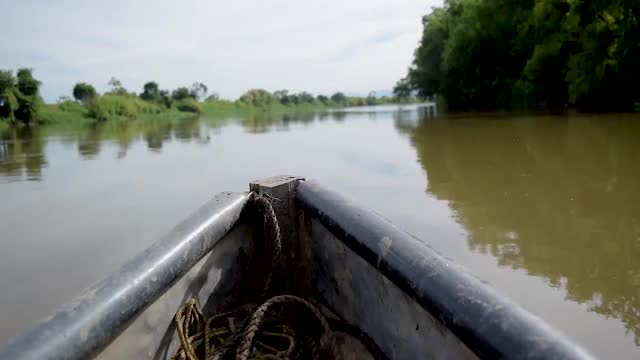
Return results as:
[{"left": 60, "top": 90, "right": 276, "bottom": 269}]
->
[
  {"left": 34, "top": 96, "right": 199, "bottom": 126},
  {"left": 1, "top": 68, "right": 409, "bottom": 128},
  {"left": 36, "top": 101, "right": 196, "bottom": 126},
  {"left": 1, "top": 96, "right": 402, "bottom": 131},
  {"left": 200, "top": 100, "right": 338, "bottom": 118}
]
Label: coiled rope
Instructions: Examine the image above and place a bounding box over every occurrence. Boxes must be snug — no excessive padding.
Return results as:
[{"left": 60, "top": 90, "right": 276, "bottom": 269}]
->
[{"left": 171, "top": 194, "right": 386, "bottom": 360}]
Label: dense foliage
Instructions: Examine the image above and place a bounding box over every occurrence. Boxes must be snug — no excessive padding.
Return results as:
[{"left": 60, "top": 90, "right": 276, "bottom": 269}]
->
[
  {"left": 87, "top": 94, "right": 161, "bottom": 121},
  {"left": 175, "top": 98, "right": 201, "bottom": 113},
  {"left": 243, "top": 89, "right": 397, "bottom": 108},
  {"left": 0, "top": 69, "right": 41, "bottom": 124},
  {"left": 239, "top": 89, "right": 274, "bottom": 107},
  {"left": 171, "top": 87, "right": 192, "bottom": 101},
  {"left": 73, "top": 83, "right": 97, "bottom": 104},
  {"left": 401, "top": 0, "right": 640, "bottom": 112},
  {"left": 140, "top": 81, "right": 160, "bottom": 102}
]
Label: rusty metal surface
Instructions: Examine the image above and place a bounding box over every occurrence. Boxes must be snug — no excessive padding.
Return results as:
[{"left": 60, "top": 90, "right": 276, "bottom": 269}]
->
[
  {"left": 296, "top": 180, "right": 593, "bottom": 360},
  {"left": 0, "top": 191, "right": 250, "bottom": 360}
]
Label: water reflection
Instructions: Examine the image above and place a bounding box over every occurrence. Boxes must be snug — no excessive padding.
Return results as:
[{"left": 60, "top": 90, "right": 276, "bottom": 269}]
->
[
  {"left": 1, "top": 105, "right": 636, "bottom": 355},
  {"left": 0, "top": 128, "right": 48, "bottom": 182},
  {"left": 393, "top": 105, "right": 437, "bottom": 135},
  {"left": 406, "top": 113, "right": 640, "bottom": 343},
  {"left": 0, "top": 110, "right": 370, "bottom": 182},
  {"left": 77, "top": 127, "right": 102, "bottom": 159},
  {"left": 231, "top": 111, "right": 321, "bottom": 133},
  {"left": 174, "top": 116, "right": 205, "bottom": 141}
]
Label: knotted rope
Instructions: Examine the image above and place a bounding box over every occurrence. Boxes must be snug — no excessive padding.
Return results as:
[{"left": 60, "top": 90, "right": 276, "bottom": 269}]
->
[{"left": 171, "top": 194, "right": 387, "bottom": 360}]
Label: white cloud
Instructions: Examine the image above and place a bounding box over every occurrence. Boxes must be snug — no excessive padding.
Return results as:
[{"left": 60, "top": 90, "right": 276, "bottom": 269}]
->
[{"left": 0, "top": 0, "right": 441, "bottom": 102}]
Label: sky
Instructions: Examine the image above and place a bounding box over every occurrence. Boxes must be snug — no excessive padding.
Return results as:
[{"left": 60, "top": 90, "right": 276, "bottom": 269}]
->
[{"left": 1, "top": 0, "right": 441, "bottom": 102}]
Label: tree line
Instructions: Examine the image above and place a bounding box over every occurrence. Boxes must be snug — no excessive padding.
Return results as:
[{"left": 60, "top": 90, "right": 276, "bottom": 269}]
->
[
  {"left": 71, "top": 78, "right": 210, "bottom": 112},
  {"left": 1, "top": 71, "right": 217, "bottom": 124},
  {"left": 398, "top": 0, "right": 640, "bottom": 112},
  {"left": 71, "top": 80, "right": 398, "bottom": 109},
  {"left": 237, "top": 89, "right": 397, "bottom": 107},
  {"left": 2, "top": 68, "right": 406, "bottom": 125}
]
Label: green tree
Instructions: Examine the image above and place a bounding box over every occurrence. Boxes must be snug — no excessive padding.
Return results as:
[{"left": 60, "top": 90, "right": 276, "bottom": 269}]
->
[
  {"left": 317, "top": 94, "right": 329, "bottom": 104},
  {"left": 73, "top": 83, "right": 97, "bottom": 104},
  {"left": 16, "top": 68, "right": 40, "bottom": 97},
  {"left": 14, "top": 68, "right": 41, "bottom": 123},
  {"left": 140, "top": 81, "right": 160, "bottom": 102},
  {"left": 239, "top": 89, "right": 273, "bottom": 107},
  {"left": 175, "top": 98, "right": 201, "bottom": 113},
  {"left": 330, "top": 92, "right": 346, "bottom": 104},
  {"left": 189, "top": 82, "right": 208, "bottom": 101},
  {"left": 564, "top": 0, "right": 640, "bottom": 111},
  {"left": 393, "top": 77, "right": 412, "bottom": 102},
  {"left": 172, "top": 87, "right": 192, "bottom": 101},
  {"left": 298, "top": 92, "right": 315, "bottom": 103},
  {"left": 407, "top": 7, "right": 450, "bottom": 99},
  {"left": 107, "top": 77, "right": 128, "bottom": 95},
  {"left": 0, "top": 70, "right": 18, "bottom": 121},
  {"left": 288, "top": 93, "right": 300, "bottom": 105},
  {"left": 159, "top": 90, "right": 172, "bottom": 108},
  {"left": 402, "top": 0, "right": 640, "bottom": 112},
  {"left": 274, "top": 90, "right": 290, "bottom": 105}
]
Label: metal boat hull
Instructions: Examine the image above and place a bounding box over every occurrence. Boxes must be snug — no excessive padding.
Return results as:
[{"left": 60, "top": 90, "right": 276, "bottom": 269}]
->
[{"left": 0, "top": 176, "right": 592, "bottom": 360}]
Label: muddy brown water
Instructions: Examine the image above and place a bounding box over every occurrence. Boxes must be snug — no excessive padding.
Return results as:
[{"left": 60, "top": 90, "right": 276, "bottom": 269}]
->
[{"left": 1, "top": 105, "right": 638, "bottom": 358}]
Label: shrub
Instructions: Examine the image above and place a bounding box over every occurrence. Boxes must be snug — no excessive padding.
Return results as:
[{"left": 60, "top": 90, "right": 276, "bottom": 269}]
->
[
  {"left": 239, "top": 89, "right": 273, "bottom": 107},
  {"left": 87, "top": 95, "right": 161, "bottom": 121},
  {"left": 140, "top": 81, "right": 160, "bottom": 102},
  {"left": 73, "top": 83, "right": 97, "bottom": 104},
  {"left": 175, "top": 98, "right": 201, "bottom": 113},
  {"left": 0, "top": 68, "right": 42, "bottom": 124},
  {"left": 172, "top": 87, "right": 192, "bottom": 101}
]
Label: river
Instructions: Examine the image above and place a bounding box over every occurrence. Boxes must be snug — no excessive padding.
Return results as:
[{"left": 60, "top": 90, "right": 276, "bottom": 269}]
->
[{"left": 1, "top": 105, "right": 638, "bottom": 358}]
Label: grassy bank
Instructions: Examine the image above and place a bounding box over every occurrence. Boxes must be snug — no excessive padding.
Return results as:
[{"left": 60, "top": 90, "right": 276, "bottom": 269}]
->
[
  {"left": 2, "top": 68, "right": 415, "bottom": 130},
  {"left": 2, "top": 92, "right": 411, "bottom": 134},
  {"left": 199, "top": 100, "right": 335, "bottom": 118},
  {"left": 36, "top": 95, "right": 198, "bottom": 126},
  {"left": 34, "top": 96, "right": 370, "bottom": 126},
  {"left": 38, "top": 102, "right": 89, "bottom": 125},
  {"left": 36, "top": 95, "right": 351, "bottom": 124}
]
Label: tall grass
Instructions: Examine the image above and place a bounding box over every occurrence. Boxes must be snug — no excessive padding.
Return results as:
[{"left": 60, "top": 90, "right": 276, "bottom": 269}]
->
[
  {"left": 32, "top": 96, "right": 195, "bottom": 133},
  {"left": 38, "top": 102, "right": 88, "bottom": 125},
  {"left": 87, "top": 95, "right": 162, "bottom": 121}
]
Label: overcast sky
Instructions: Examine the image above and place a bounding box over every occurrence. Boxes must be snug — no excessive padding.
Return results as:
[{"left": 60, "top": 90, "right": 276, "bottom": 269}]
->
[{"left": 1, "top": 0, "right": 441, "bottom": 102}]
